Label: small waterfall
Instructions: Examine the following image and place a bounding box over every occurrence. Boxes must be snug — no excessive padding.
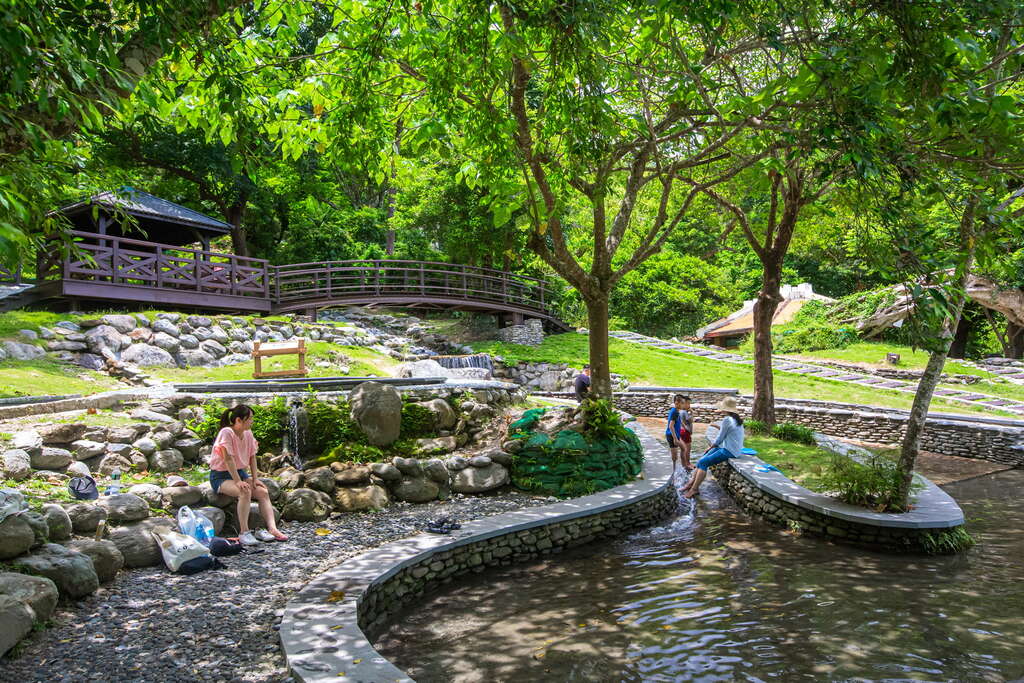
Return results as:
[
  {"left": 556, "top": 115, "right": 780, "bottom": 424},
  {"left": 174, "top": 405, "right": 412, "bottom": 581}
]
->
[
  {"left": 287, "top": 399, "right": 309, "bottom": 470},
  {"left": 433, "top": 354, "right": 494, "bottom": 375}
]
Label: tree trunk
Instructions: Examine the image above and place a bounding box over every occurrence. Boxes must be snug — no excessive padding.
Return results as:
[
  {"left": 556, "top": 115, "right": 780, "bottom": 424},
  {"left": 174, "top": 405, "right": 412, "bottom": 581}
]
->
[
  {"left": 948, "top": 312, "right": 971, "bottom": 358},
  {"left": 225, "top": 201, "right": 248, "bottom": 257},
  {"left": 585, "top": 294, "right": 612, "bottom": 399},
  {"left": 1008, "top": 322, "right": 1024, "bottom": 359},
  {"left": 751, "top": 258, "right": 783, "bottom": 425}
]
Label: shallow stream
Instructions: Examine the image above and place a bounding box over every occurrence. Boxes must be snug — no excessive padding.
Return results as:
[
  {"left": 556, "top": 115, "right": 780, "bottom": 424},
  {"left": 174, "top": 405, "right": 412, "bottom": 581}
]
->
[{"left": 378, "top": 469, "right": 1024, "bottom": 682}]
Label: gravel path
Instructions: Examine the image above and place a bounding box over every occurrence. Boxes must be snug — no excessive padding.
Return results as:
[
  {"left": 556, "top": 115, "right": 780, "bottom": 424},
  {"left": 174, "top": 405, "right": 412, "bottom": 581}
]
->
[{"left": 1, "top": 492, "right": 550, "bottom": 683}]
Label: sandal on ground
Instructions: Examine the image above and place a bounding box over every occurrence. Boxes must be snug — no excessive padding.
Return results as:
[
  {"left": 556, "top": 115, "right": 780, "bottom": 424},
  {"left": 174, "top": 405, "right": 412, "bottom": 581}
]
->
[
  {"left": 424, "top": 522, "right": 451, "bottom": 535},
  {"left": 269, "top": 530, "right": 289, "bottom": 542}
]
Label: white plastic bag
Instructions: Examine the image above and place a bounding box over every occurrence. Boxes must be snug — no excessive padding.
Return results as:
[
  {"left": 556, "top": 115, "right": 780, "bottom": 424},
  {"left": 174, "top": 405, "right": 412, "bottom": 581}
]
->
[
  {"left": 177, "top": 505, "right": 215, "bottom": 546},
  {"left": 177, "top": 505, "right": 197, "bottom": 537},
  {"left": 0, "top": 489, "right": 28, "bottom": 524},
  {"left": 151, "top": 529, "right": 211, "bottom": 572}
]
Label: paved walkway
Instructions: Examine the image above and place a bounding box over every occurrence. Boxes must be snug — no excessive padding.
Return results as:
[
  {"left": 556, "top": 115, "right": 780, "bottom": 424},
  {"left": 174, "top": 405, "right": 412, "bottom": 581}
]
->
[{"left": 611, "top": 330, "right": 1024, "bottom": 418}]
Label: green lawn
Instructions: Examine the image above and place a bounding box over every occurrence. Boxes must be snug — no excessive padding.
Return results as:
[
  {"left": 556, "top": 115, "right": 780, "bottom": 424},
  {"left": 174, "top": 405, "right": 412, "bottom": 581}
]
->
[
  {"left": 0, "top": 357, "right": 120, "bottom": 398},
  {"left": 472, "top": 333, "right": 1014, "bottom": 416},
  {"left": 783, "top": 341, "right": 987, "bottom": 377},
  {"left": 744, "top": 434, "right": 834, "bottom": 491}
]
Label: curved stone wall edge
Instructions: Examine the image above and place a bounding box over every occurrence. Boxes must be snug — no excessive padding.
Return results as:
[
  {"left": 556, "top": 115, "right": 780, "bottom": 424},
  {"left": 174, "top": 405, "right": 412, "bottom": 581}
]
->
[{"left": 279, "top": 421, "right": 677, "bottom": 683}]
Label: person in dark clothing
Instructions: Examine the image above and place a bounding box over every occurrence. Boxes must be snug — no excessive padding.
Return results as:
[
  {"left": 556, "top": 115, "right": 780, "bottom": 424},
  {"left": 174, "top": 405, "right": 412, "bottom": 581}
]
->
[{"left": 574, "top": 365, "right": 591, "bottom": 402}]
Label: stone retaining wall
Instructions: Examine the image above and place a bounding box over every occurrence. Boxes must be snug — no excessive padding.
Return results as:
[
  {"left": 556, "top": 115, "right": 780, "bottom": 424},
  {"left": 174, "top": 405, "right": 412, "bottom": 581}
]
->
[
  {"left": 279, "top": 423, "right": 677, "bottom": 682},
  {"left": 537, "top": 390, "right": 1024, "bottom": 467}
]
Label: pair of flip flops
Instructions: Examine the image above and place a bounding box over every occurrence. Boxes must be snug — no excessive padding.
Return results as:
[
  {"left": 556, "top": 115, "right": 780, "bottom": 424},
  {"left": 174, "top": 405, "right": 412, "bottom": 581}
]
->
[{"left": 424, "top": 518, "right": 462, "bottom": 535}]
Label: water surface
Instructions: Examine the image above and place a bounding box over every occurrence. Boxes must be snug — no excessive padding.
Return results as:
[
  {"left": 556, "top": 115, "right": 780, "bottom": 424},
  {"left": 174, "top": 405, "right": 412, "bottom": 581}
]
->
[{"left": 378, "top": 470, "right": 1024, "bottom": 682}]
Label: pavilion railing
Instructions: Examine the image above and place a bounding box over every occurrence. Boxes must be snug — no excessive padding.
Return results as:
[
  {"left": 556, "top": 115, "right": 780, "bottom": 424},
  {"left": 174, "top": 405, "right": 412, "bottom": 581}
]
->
[
  {"left": 271, "top": 260, "right": 550, "bottom": 311},
  {"left": 0, "top": 264, "right": 23, "bottom": 284},
  {"left": 60, "top": 231, "right": 270, "bottom": 298}
]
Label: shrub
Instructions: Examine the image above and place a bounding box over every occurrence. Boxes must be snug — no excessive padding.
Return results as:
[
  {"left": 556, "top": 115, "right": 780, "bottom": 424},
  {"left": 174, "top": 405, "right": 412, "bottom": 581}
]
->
[
  {"left": 769, "top": 422, "right": 816, "bottom": 446},
  {"left": 188, "top": 400, "right": 226, "bottom": 442},
  {"left": 819, "top": 455, "right": 922, "bottom": 513},
  {"left": 920, "top": 526, "right": 975, "bottom": 554},
  {"left": 305, "top": 397, "right": 363, "bottom": 456},
  {"left": 581, "top": 398, "right": 631, "bottom": 440},
  {"left": 319, "top": 441, "right": 386, "bottom": 465},
  {"left": 773, "top": 324, "right": 857, "bottom": 354},
  {"left": 251, "top": 397, "right": 288, "bottom": 450},
  {"left": 399, "top": 402, "right": 435, "bottom": 439},
  {"left": 744, "top": 419, "right": 770, "bottom": 436}
]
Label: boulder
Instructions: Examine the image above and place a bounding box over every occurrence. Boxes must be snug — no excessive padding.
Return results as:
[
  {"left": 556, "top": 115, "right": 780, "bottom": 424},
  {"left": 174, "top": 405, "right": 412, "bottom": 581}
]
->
[
  {"left": 418, "top": 398, "right": 457, "bottom": 429},
  {"left": 277, "top": 467, "right": 304, "bottom": 489},
  {"left": 180, "top": 349, "right": 215, "bottom": 367},
  {"left": 199, "top": 339, "right": 227, "bottom": 359},
  {"left": 71, "top": 440, "right": 106, "bottom": 460},
  {"left": 391, "top": 477, "right": 440, "bottom": 503},
  {"left": 63, "top": 539, "right": 123, "bottom": 583},
  {"left": 76, "top": 353, "right": 106, "bottom": 371},
  {"left": 12, "top": 431, "right": 42, "bottom": 457},
  {"left": 149, "top": 431, "right": 175, "bottom": 449},
  {"left": 37, "top": 422, "right": 89, "bottom": 444},
  {"left": 192, "top": 326, "right": 214, "bottom": 342},
  {"left": 149, "top": 448, "right": 183, "bottom": 473},
  {"left": 445, "top": 455, "right": 469, "bottom": 471},
  {"left": 171, "top": 438, "right": 203, "bottom": 463},
  {"left": 151, "top": 331, "right": 180, "bottom": 353},
  {"left": 280, "top": 488, "right": 332, "bottom": 522},
  {"left": 105, "top": 427, "right": 138, "bottom": 444},
  {"left": 84, "top": 324, "right": 127, "bottom": 356},
  {"left": 392, "top": 456, "right": 423, "bottom": 477},
  {"left": 1, "top": 340, "right": 45, "bottom": 360},
  {"left": 81, "top": 426, "right": 108, "bottom": 442},
  {"left": 333, "top": 485, "right": 389, "bottom": 512},
  {"left": 350, "top": 381, "right": 402, "bottom": 446},
  {"left": 41, "top": 504, "right": 72, "bottom": 541},
  {"left": 422, "top": 459, "right": 450, "bottom": 484},
  {"left": 0, "top": 572, "right": 58, "bottom": 622},
  {"left": 65, "top": 504, "right": 107, "bottom": 534},
  {"left": 17, "top": 543, "right": 99, "bottom": 599},
  {"left": 32, "top": 446, "right": 73, "bottom": 471},
  {"left": 414, "top": 436, "right": 458, "bottom": 454},
  {"left": 197, "top": 482, "right": 234, "bottom": 508},
  {"left": 470, "top": 454, "right": 493, "bottom": 468},
  {"left": 94, "top": 454, "right": 132, "bottom": 477},
  {"left": 97, "top": 493, "right": 149, "bottom": 523},
  {"left": 121, "top": 343, "right": 176, "bottom": 368},
  {"left": 151, "top": 319, "right": 180, "bottom": 338},
  {"left": 397, "top": 359, "right": 448, "bottom": 378},
  {"left": 332, "top": 463, "right": 371, "bottom": 486},
  {"left": 161, "top": 486, "right": 203, "bottom": 509},
  {"left": 452, "top": 463, "right": 510, "bottom": 493},
  {"left": 208, "top": 326, "right": 230, "bottom": 344},
  {"left": 127, "top": 327, "right": 153, "bottom": 343},
  {"left": 483, "top": 449, "right": 513, "bottom": 466},
  {"left": 302, "top": 467, "right": 336, "bottom": 495},
  {"left": 18, "top": 329, "right": 37, "bottom": 341},
  {"left": 187, "top": 315, "right": 212, "bottom": 328},
  {"left": 369, "top": 462, "right": 401, "bottom": 482},
  {"left": 108, "top": 518, "right": 176, "bottom": 567},
  {"left": 178, "top": 333, "right": 200, "bottom": 350},
  {"left": 127, "top": 484, "right": 163, "bottom": 509},
  {"left": 244, "top": 502, "right": 280, "bottom": 532},
  {"left": 101, "top": 314, "right": 137, "bottom": 334},
  {"left": 196, "top": 506, "right": 226, "bottom": 535},
  {"left": 20, "top": 511, "right": 49, "bottom": 548},
  {"left": 0, "top": 594, "right": 34, "bottom": 657},
  {"left": 132, "top": 437, "right": 158, "bottom": 456},
  {"left": 2, "top": 449, "right": 32, "bottom": 480}
]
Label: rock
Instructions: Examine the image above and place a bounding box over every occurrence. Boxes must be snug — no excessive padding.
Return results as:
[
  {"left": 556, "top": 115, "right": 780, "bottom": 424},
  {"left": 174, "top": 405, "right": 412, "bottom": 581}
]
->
[
  {"left": 452, "top": 463, "right": 510, "bottom": 493},
  {"left": 333, "top": 485, "right": 389, "bottom": 511},
  {"left": 26, "top": 445, "right": 70, "bottom": 473},
  {"left": 502, "top": 439, "right": 524, "bottom": 454},
  {"left": 161, "top": 485, "right": 203, "bottom": 509},
  {"left": 0, "top": 572, "right": 58, "bottom": 622},
  {"left": 20, "top": 511, "right": 48, "bottom": 548},
  {"left": 199, "top": 339, "right": 227, "bottom": 359},
  {"left": 108, "top": 518, "right": 176, "bottom": 567},
  {"left": 127, "top": 483, "right": 163, "bottom": 508},
  {"left": 94, "top": 454, "right": 132, "bottom": 476},
  {"left": 172, "top": 438, "right": 203, "bottom": 462},
  {"left": 281, "top": 488, "right": 332, "bottom": 522},
  {"left": 369, "top": 462, "right": 401, "bottom": 482},
  {"left": 65, "top": 504, "right": 107, "bottom": 534},
  {"left": 151, "top": 331, "right": 181, "bottom": 353},
  {"left": 423, "top": 458, "right": 450, "bottom": 483},
  {"left": 84, "top": 325, "right": 127, "bottom": 356},
  {"left": 2, "top": 449, "right": 32, "bottom": 480},
  {"left": 414, "top": 435, "right": 458, "bottom": 454},
  {"left": 17, "top": 329, "right": 37, "bottom": 341},
  {"left": 99, "top": 314, "right": 136, "bottom": 334},
  {"left": 470, "top": 454, "right": 493, "bottom": 467},
  {"left": 392, "top": 456, "right": 422, "bottom": 477},
  {"left": 127, "top": 327, "right": 153, "bottom": 343},
  {"left": 332, "top": 464, "right": 371, "bottom": 486},
  {"left": 37, "top": 423, "right": 89, "bottom": 444},
  {"left": 445, "top": 455, "right": 469, "bottom": 471},
  {"left": 180, "top": 349, "right": 215, "bottom": 367},
  {"left": 121, "top": 343, "right": 176, "bottom": 367},
  {"left": 97, "top": 493, "right": 149, "bottom": 523},
  {"left": 12, "top": 431, "right": 42, "bottom": 457},
  {"left": 76, "top": 353, "right": 106, "bottom": 371},
  {"left": 151, "top": 319, "right": 180, "bottom": 338},
  {"left": 71, "top": 440, "right": 106, "bottom": 460},
  {"left": 178, "top": 333, "right": 200, "bottom": 350},
  {"left": 350, "top": 381, "right": 402, "bottom": 446},
  {"left": 66, "top": 461, "right": 91, "bottom": 478},
  {"left": 197, "top": 482, "right": 234, "bottom": 508},
  {"left": 149, "top": 448, "right": 183, "bottom": 473},
  {"left": 196, "top": 506, "right": 226, "bottom": 535},
  {"left": 391, "top": 477, "right": 439, "bottom": 503},
  {"left": 0, "top": 594, "right": 34, "bottom": 657},
  {"left": 188, "top": 315, "right": 212, "bottom": 328},
  {"left": 41, "top": 504, "right": 72, "bottom": 541},
  {"left": 302, "top": 467, "right": 336, "bottom": 494},
  {"left": 1, "top": 340, "right": 45, "bottom": 360},
  {"left": 132, "top": 437, "right": 158, "bottom": 456},
  {"left": 397, "top": 359, "right": 448, "bottom": 378},
  {"left": 17, "top": 543, "right": 99, "bottom": 599},
  {"left": 419, "top": 398, "right": 457, "bottom": 429},
  {"left": 81, "top": 426, "right": 108, "bottom": 442},
  {"left": 483, "top": 449, "right": 513, "bottom": 466},
  {"left": 277, "top": 467, "right": 304, "bottom": 489},
  {"left": 192, "top": 326, "right": 213, "bottom": 342},
  {"left": 105, "top": 427, "right": 137, "bottom": 444},
  {"left": 63, "top": 539, "right": 123, "bottom": 583}
]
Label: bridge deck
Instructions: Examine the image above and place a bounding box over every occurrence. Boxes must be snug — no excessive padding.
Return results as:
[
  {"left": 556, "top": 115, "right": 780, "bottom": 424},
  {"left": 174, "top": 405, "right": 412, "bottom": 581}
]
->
[{"left": 0, "top": 232, "right": 568, "bottom": 328}]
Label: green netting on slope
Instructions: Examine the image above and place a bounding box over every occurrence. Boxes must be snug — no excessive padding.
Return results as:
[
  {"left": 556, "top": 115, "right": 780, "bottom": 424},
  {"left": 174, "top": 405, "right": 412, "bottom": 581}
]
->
[
  {"left": 509, "top": 408, "right": 547, "bottom": 434},
  {"left": 511, "top": 427, "right": 644, "bottom": 498}
]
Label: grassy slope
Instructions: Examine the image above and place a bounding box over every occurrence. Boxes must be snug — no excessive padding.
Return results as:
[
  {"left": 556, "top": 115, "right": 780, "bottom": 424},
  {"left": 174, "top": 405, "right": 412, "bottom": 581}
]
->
[
  {"left": 0, "top": 358, "right": 120, "bottom": 398},
  {"left": 472, "top": 333, "right": 1013, "bottom": 417},
  {"left": 785, "top": 341, "right": 984, "bottom": 376}
]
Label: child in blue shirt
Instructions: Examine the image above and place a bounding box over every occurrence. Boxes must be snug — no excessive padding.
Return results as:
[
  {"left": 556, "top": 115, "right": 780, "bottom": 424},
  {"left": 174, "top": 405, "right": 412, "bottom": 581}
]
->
[{"left": 665, "top": 394, "right": 693, "bottom": 473}]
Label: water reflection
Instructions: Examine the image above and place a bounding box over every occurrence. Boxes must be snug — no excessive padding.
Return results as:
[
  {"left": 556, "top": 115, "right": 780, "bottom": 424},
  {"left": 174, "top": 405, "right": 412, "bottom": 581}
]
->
[{"left": 377, "top": 470, "right": 1024, "bottom": 682}]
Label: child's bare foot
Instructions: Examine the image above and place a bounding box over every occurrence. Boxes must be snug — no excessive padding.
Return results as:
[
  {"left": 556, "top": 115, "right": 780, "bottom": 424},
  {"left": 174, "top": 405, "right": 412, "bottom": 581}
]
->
[{"left": 683, "top": 488, "right": 699, "bottom": 499}]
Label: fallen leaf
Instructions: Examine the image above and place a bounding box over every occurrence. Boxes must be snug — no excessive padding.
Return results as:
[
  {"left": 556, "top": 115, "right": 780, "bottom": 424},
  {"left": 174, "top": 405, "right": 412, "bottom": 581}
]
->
[
  {"left": 353, "top": 659, "right": 362, "bottom": 664},
  {"left": 326, "top": 590, "right": 346, "bottom": 603},
  {"left": 315, "top": 528, "right": 332, "bottom": 536}
]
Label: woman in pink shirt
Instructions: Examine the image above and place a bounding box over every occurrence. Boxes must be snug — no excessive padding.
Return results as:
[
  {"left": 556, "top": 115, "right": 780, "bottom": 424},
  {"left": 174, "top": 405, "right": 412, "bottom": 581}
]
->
[{"left": 210, "top": 404, "right": 288, "bottom": 545}]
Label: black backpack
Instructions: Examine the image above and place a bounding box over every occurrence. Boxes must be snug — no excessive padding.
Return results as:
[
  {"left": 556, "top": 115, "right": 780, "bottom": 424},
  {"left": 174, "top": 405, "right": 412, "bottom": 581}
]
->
[
  {"left": 209, "top": 537, "right": 243, "bottom": 557},
  {"left": 176, "top": 556, "right": 225, "bottom": 575},
  {"left": 68, "top": 476, "right": 99, "bottom": 500}
]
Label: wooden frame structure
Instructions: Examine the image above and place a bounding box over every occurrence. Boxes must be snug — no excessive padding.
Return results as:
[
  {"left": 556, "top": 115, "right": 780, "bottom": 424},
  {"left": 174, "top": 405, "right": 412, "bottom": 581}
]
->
[{"left": 252, "top": 338, "right": 308, "bottom": 379}]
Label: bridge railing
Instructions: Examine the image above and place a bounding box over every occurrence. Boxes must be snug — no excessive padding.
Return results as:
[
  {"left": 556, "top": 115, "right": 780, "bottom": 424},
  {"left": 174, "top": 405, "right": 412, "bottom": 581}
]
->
[
  {"left": 60, "top": 231, "right": 270, "bottom": 298},
  {"left": 0, "top": 264, "right": 23, "bottom": 284},
  {"left": 272, "top": 260, "right": 550, "bottom": 310}
]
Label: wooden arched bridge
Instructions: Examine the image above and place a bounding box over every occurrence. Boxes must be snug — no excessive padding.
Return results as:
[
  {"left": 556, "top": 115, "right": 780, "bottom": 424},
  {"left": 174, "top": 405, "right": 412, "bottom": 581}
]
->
[{"left": 0, "top": 231, "right": 570, "bottom": 329}]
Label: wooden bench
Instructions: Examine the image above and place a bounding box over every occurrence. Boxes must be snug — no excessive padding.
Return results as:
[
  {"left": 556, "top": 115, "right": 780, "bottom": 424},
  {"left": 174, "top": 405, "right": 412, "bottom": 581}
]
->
[{"left": 252, "top": 338, "right": 308, "bottom": 378}]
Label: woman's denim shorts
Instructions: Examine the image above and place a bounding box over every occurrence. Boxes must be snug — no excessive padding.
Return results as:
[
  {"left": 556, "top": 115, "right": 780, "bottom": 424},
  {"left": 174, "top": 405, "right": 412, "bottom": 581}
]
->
[
  {"left": 696, "top": 448, "right": 736, "bottom": 471},
  {"left": 210, "top": 468, "right": 249, "bottom": 494}
]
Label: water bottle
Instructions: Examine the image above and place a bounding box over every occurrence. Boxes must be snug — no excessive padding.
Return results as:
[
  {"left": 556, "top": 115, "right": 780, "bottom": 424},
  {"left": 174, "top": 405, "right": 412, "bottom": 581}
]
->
[
  {"left": 105, "top": 468, "right": 122, "bottom": 496},
  {"left": 194, "top": 512, "right": 216, "bottom": 547}
]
